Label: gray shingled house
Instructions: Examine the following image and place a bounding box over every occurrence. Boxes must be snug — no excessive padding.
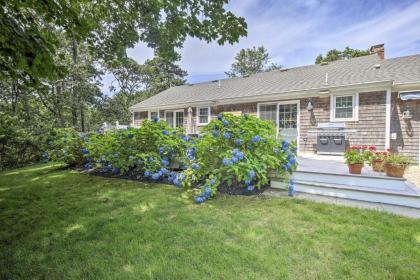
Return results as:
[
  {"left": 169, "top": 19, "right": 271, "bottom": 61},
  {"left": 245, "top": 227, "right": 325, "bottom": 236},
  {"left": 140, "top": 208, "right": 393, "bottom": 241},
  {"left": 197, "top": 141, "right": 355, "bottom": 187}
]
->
[{"left": 130, "top": 44, "right": 420, "bottom": 164}]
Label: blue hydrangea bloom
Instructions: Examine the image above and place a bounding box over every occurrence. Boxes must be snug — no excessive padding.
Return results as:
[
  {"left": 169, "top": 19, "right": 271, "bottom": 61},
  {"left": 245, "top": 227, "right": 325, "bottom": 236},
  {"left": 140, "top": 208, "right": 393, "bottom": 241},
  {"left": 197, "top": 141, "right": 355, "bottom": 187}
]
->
[
  {"left": 187, "top": 148, "right": 195, "bottom": 160},
  {"left": 86, "top": 157, "right": 93, "bottom": 162},
  {"left": 152, "top": 172, "right": 161, "bottom": 180},
  {"left": 274, "top": 148, "right": 279, "bottom": 154},
  {"left": 81, "top": 148, "right": 89, "bottom": 155},
  {"left": 223, "top": 132, "right": 231, "bottom": 139},
  {"left": 161, "top": 159, "right": 169, "bottom": 166},
  {"left": 144, "top": 170, "right": 151, "bottom": 177},
  {"left": 212, "top": 130, "right": 219, "bottom": 138},
  {"left": 248, "top": 170, "right": 256, "bottom": 179},
  {"left": 160, "top": 167, "right": 168, "bottom": 174},
  {"left": 251, "top": 135, "right": 261, "bottom": 143},
  {"left": 231, "top": 156, "right": 238, "bottom": 163},
  {"left": 159, "top": 147, "right": 164, "bottom": 154},
  {"left": 217, "top": 114, "right": 222, "bottom": 120},
  {"left": 222, "top": 158, "right": 231, "bottom": 166},
  {"left": 81, "top": 133, "right": 87, "bottom": 140},
  {"left": 148, "top": 156, "right": 154, "bottom": 162},
  {"left": 128, "top": 133, "right": 134, "bottom": 139},
  {"left": 282, "top": 140, "right": 290, "bottom": 150},
  {"left": 222, "top": 119, "right": 229, "bottom": 126},
  {"left": 244, "top": 179, "right": 251, "bottom": 185},
  {"left": 194, "top": 196, "right": 205, "bottom": 204},
  {"left": 153, "top": 117, "right": 159, "bottom": 122},
  {"left": 235, "top": 139, "right": 242, "bottom": 146},
  {"left": 284, "top": 162, "right": 292, "bottom": 171},
  {"left": 162, "top": 130, "right": 169, "bottom": 135},
  {"left": 247, "top": 185, "right": 254, "bottom": 191},
  {"left": 192, "top": 163, "right": 199, "bottom": 170},
  {"left": 210, "top": 178, "right": 216, "bottom": 185}
]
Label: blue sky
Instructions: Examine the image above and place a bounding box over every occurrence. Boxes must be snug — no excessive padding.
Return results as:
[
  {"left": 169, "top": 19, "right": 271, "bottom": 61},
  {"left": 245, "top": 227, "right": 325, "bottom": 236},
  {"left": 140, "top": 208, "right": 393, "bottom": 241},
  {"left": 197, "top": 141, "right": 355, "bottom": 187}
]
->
[{"left": 103, "top": 0, "right": 420, "bottom": 92}]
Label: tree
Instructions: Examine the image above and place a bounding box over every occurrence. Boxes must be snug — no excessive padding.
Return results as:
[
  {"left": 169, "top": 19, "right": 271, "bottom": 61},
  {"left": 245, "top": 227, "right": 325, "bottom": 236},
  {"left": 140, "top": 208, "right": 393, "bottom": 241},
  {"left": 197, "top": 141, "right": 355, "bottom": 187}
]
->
[
  {"left": 315, "top": 47, "right": 370, "bottom": 64},
  {"left": 0, "top": 0, "right": 247, "bottom": 83},
  {"left": 225, "top": 46, "right": 281, "bottom": 77}
]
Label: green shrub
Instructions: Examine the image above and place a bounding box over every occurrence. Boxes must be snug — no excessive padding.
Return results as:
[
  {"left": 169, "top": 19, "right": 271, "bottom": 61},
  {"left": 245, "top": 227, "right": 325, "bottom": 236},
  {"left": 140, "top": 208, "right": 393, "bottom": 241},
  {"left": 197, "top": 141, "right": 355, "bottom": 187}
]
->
[{"left": 48, "top": 128, "right": 88, "bottom": 167}]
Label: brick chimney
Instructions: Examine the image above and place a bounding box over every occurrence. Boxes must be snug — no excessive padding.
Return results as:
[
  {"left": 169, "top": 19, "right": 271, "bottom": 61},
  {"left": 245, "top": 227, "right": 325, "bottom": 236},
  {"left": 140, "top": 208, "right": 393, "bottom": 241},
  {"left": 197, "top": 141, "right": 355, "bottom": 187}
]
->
[{"left": 370, "top": 44, "right": 385, "bottom": 59}]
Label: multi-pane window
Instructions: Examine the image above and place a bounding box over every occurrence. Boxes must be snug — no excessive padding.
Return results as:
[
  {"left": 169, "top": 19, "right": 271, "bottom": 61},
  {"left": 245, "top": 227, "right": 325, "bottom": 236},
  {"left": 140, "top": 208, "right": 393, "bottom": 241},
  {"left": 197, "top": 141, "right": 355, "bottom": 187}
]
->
[
  {"left": 198, "top": 107, "right": 210, "bottom": 124},
  {"left": 175, "top": 111, "right": 184, "bottom": 127},
  {"left": 334, "top": 95, "right": 354, "bottom": 119},
  {"left": 258, "top": 104, "right": 277, "bottom": 124},
  {"left": 278, "top": 104, "right": 298, "bottom": 129},
  {"left": 150, "top": 111, "right": 159, "bottom": 120}
]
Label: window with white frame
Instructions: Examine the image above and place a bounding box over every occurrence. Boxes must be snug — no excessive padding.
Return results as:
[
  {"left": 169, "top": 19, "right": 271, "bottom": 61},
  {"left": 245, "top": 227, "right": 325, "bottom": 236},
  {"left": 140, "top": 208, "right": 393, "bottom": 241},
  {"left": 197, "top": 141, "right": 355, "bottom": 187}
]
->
[
  {"left": 197, "top": 107, "right": 210, "bottom": 125},
  {"left": 149, "top": 111, "right": 159, "bottom": 120},
  {"left": 331, "top": 94, "right": 358, "bottom": 121},
  {"left": 258, "top": 104, "right": 277, "bottom": 124}
]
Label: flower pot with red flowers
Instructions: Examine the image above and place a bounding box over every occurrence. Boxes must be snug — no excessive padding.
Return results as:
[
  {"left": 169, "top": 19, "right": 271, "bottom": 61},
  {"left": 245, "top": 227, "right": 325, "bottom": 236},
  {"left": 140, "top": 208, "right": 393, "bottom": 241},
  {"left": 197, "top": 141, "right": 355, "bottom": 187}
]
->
[
  {"left": 369, "top": 151, "right": 389, "bottom": 172},
  {"left": 384, "top": 153, "right": 410, "bottom": 178},
  {"left": 344, "top": 148, "right": 365, "bottom": 174}
]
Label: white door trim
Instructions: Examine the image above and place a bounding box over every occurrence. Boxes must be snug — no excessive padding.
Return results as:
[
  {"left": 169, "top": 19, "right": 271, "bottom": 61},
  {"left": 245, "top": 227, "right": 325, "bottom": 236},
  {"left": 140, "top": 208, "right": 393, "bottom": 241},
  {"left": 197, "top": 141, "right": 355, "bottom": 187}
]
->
[
  {"left": 385, "top": 89, "right": 391, "bottom": 150},
  {"left": 278, "top": 100, "right": 300, "bottom": 153}
]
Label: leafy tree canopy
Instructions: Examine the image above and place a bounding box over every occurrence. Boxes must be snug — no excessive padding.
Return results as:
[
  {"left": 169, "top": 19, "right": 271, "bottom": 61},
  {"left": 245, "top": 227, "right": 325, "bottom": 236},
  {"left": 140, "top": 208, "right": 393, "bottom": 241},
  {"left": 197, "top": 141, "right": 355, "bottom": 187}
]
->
[
  {"left": 315, "top": 47, "right": 370, "bottom": 64},
  {"left": 0, "top": 0, "right": 247, "bottom": 83},
  {"left": 225, "top": 46, "right": 281, "bottom": 78}
]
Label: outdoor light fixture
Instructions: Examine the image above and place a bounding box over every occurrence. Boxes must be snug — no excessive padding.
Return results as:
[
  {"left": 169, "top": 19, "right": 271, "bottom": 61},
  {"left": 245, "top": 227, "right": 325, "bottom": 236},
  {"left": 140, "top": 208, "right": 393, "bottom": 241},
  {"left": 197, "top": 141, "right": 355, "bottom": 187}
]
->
[
  {"left": 307, "top": 100, "right": 314, "bottom": 111},
  {"left": 402, "top": 107, "right": 412, "bottom": 120}
]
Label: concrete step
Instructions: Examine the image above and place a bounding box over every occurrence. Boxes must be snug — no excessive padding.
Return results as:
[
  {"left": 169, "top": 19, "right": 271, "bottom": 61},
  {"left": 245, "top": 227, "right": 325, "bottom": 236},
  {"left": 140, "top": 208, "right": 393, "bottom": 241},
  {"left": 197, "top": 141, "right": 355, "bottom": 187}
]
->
[
  {"left": 271, "top": 178, "right": 420, "bottom": 209},
  {"left": 293, "top": 170, "right": 408, "bottom": 191}
]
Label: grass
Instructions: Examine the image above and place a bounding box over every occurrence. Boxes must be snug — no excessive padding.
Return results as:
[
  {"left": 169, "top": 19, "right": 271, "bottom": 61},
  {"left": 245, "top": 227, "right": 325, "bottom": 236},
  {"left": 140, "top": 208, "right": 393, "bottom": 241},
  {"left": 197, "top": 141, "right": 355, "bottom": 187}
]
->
[{"left": 1, "top": 164, "right": 419, "bottom": 280}]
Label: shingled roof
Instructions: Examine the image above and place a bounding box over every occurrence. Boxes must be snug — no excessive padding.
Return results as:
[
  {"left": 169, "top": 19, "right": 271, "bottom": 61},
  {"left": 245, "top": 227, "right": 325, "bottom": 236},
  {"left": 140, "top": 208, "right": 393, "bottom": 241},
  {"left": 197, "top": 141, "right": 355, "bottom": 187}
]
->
[{"left": 131, "top": 53, "right": 420, "bottom": 110}]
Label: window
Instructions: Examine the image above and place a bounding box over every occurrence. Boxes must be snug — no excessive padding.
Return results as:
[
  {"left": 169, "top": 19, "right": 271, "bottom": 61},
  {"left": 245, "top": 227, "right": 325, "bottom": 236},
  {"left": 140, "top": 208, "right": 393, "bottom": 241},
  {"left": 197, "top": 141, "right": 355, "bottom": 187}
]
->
[
  {"left": 165, "top": 111, "right": 174, "bottom": 128},
  {"left": 149, "top": 111, "right": 159, "bottom": 120},
  {"left": 175, "top": 111, "right": 184, "bottom": 127},
  {"left": 331, "top": 94, "right": 358, "bottom": 121},
  {"left": 197, "top": 107, "right": 210, "bottom": 125},
  {"left": 258, "top": 104, "right": 277, "bottom": 124}
]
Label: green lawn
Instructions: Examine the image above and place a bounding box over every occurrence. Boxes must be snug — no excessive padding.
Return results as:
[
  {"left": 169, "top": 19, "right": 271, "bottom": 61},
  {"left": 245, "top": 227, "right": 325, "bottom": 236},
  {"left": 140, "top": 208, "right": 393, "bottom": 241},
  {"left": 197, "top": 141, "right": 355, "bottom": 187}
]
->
[{"left": 1, "top": 164, "right": 419, "bottom": 280}]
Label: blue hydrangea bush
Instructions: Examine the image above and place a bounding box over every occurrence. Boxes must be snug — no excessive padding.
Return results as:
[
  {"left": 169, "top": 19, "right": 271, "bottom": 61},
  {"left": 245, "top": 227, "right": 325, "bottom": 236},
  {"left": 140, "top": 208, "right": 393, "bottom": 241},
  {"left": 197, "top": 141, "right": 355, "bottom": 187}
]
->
[
  {"left": 48, "top": 114, "right": 297, "bottom": 203},
  {"left": 181, "top": 113, "right": 297, "bottom": 203}
]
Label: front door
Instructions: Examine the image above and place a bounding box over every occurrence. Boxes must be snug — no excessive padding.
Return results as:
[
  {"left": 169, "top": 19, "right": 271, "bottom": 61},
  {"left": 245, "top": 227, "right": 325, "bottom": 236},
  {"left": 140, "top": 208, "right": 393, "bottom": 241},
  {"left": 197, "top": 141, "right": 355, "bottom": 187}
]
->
[
  {"left": 175, "top": 110, "right": 184, "bottom": 128},
  {"left": 278, "top": 101, "right": 299, "bottom": 145}
]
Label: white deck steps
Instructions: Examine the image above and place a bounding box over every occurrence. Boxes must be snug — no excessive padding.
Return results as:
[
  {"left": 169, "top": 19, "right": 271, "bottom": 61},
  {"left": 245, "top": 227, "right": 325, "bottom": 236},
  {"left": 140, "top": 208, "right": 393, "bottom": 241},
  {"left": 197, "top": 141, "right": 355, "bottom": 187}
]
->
[{"left": 270, "top": 170, "right": 420, "bottom": 212}]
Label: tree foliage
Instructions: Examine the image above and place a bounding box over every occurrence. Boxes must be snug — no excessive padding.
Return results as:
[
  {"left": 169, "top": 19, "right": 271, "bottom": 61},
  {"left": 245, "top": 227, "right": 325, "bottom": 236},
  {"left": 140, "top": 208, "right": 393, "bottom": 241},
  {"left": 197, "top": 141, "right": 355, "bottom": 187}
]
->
[
  {"left": 226, "top": 46, "right": 281, "bottom": 77},
  {"left": 315, "top": 47, "right": 370, "bottom": 64},
  {"left": 0, "top": 0, "right": 247, "bottom": 83}
]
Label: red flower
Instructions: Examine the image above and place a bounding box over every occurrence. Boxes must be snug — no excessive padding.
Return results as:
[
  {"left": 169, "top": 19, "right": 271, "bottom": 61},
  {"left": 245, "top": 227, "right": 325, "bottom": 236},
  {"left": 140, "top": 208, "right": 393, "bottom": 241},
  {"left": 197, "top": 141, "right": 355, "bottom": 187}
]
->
[
  {"left": 362, "top": 146, "right": 368, "bottom": 150},
  {"left": 386, "top": 148, "right": 392, "bottom": 152},
  {"left": 368, "top": 146, "right": 377, "bottom": 150}
]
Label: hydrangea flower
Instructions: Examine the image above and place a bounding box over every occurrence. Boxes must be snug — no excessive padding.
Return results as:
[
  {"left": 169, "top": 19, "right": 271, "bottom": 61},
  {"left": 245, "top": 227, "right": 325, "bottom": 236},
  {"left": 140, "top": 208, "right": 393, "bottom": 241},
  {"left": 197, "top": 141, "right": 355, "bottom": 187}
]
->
[
  {"left": 222, "top": 158, "right": 231, "bottom": 166},
  {"left": 81, "top": 133, "right": 87, "bottom": 140},
  {"left": 232, "top": 149, "right": 244, "bottom": 160},
  {"left": 282, "top": 140, "right": 290, "bottom": 150},
  {"left": 128, "top": 133, "right": 134, "bottom": 139},
  {"left": 194, "top": 196, "right": 205, "bottom": 204},
  {"left": 248, "top": 170, "right": 256, "bottom": 179},
  {"left": 212, "top": 130, "right": 219, "bottom": 138},
  {"left": 284, "top": 162, "right": 292, "bottom": 171},
  {"left": 210, "top": 178, "right": 216, "bottom": 185},
  {"left": 144, "top": 170, "right": 151, "bottom": 177},
  {"left": 81, "top": 148, "right": 89, "bottom": 155},
  {"left": 204, "top": 187, "right": 212, "bottom": 196},
  {"left": 162, "top": 130, "right": 169, "bottom": 136},
  {"left": 160, "top": 167, "right": 168, "bottom": 175},
  {"left": 274, "top": 148, "right": 279, "bottom": 154},
  {"left": 223, "top": 132, "right": 231, "bottom": 139},
  {"left": 231, "top": 156, "right": 238, "bottom": 163},
  {"left": 161, "top": 158, "right": 169, "bottom": 166},
  {"left": 191, "top": 163, "right": 199, "bottom": 170},
  {"left": 235, "top": 139, "right": 242, "bottom": 146},
  {"left": 222, "top": 119, "right": 229, "bottom": 126},
  {"left": 153, "top": 117, "right": 159, "bottom": 122},
  {"left": 251, "top": 135, "right": 261, "bottom": 143},
  {"left": 217, "top": 114, "right": 222, "bottom": 120},
  {"left": 152, "top": 172, "right": 161, "bottom": 180},
  {"left": 187, "top": 148, "right": 195, "bottom": 160},
  {"left": 244, "top": 179, "right": 251, "bottom": 185},
  {"left": 159, "top": 147, "right": 164, "bottom": 154},
  {"left": 148, "top": 156, "right": 154, "bottom": 162},
  {"left": 247, "top": 185, "right": 254, "bottom": 191}
]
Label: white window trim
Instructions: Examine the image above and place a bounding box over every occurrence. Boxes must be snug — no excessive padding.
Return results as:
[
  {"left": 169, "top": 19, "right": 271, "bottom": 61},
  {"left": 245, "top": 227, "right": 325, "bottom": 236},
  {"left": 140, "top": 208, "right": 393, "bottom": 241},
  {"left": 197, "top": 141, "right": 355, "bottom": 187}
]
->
[
  {"left": 257, "top": 100, "right": 300, "bottom": 153},
  {"left": 148, "top": 111, "right": 159, "bottom": 120},
  {"left": 163, "top": 110, "right": 185, "bottom": 128},
  {"left": 196, "top": 106, "right": 211, "bottom": 125},
  {"left": 330, "top": 93, "right": 359, "bottom": 122},
  {"left": 174, "top": 109, "right": 185, "bottom": 128}
]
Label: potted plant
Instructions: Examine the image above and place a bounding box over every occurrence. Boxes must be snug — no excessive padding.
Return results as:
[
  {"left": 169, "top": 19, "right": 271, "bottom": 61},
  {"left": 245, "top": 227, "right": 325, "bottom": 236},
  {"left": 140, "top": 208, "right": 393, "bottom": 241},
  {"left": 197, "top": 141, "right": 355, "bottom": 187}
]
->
[
  {"left": 384, "top": 153, "right": 410, "bottom": 177},
  {"left": 344, "top": 148, "right": 365, "bottom": 174}
]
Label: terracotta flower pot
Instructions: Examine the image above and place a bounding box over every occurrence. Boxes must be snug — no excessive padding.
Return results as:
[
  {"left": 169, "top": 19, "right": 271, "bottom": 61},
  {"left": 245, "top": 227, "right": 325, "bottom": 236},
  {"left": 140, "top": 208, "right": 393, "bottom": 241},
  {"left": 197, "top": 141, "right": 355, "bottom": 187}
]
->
[
  {"left": 372, "top": 159, "right": 384, "bottom": 172},
  {"left": 348, "top": 163, "right": 363, "bottom": 174},
  {"left": 384, "top": 164, "right": 406, "bottom": 178}
]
